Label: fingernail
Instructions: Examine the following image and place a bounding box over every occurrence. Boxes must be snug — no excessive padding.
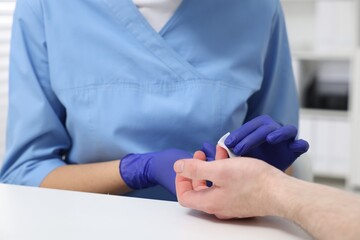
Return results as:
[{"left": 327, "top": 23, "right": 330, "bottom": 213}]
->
[{"left": 174, "top": 161, "right": 184, "bottom": 173}]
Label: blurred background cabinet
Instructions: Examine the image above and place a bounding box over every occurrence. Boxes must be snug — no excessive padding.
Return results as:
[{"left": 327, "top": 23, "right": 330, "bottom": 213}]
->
[{"left": 282, "top": 0, "right": 360, "bottom": 191}]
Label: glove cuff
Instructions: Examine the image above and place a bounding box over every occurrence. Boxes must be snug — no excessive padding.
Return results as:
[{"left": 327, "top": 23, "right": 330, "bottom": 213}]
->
[{"left": 119, "top": 153, "right": 156, "bottom": 190}]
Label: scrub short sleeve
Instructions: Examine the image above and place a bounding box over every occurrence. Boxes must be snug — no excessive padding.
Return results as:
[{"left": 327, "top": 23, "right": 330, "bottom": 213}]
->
[{"left": 0, "top": 0, "right": 70, "bottom": 186}]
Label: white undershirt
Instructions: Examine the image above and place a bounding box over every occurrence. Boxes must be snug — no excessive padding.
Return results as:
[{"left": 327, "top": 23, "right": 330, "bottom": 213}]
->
[{"left": 133, "top": 0, "right": 182, "bottom": 32}]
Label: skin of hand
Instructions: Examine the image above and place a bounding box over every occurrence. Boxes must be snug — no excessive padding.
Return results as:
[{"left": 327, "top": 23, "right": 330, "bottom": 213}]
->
[
  {"left": 174, "top": 147, "right": 360, "bottom": 240},
  {"left": 175, "top": 146, "right": 283, "bottom": 219}
]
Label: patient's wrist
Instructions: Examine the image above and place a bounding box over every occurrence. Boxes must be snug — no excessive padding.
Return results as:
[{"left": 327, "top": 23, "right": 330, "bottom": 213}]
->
[{"left": 263, "top": 171, "right": 294, "bottom": 217}]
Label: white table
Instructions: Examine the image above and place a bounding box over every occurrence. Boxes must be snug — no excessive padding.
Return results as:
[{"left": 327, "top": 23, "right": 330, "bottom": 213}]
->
[{"left": 0, "top": 184, "right": 311, "bottom": 240}]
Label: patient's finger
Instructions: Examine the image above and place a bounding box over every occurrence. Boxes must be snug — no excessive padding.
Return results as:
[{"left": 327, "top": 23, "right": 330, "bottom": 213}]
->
[
  {"left": 177, "top": 186, "right": 219, "bottom": 212},
  {"left": 215, "top": 145, "right": 229, "bottom": 160},
  {"left": 192, "top": 151, "right": 208, "bottom": 190},
  {"left": 175, "top": 174, "right": 194, "bottom": 200},
  {"left": 174, "top": 159, "right": 220, "bottom": 183},
  {"left": 193, "top": 151, "right": 206, "bottom": 160}
]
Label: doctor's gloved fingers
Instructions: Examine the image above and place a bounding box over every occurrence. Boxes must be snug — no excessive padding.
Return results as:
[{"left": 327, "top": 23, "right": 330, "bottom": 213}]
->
[
  {"left": 201, "top": 142, "right": 216, "bottom": 161},
  {"left": 266, "top": 125, "right": 298, "bottom": 144},
  {"left": 232, "top": 124, "right": 279, "bottom": 155},
  {"left": 225, "top": 115, "right": 280, "bottom": 148},
  {"left": 289, "top": 139, "right": 310, "bottom": 153}
]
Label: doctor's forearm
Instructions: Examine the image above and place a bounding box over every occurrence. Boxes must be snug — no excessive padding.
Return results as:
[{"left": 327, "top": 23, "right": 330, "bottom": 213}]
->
[
  {"left": 40, "top": 160, "right": 131, "bottom": 195},
  {"left": 272, "top": 176, "right": 360, "bottom": 240}
]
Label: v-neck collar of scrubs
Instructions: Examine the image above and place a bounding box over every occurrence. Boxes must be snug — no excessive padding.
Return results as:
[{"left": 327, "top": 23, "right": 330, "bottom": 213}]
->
[
  {"left": 131, "top": 0, "right": 184, "bottom": 34},
  {"left": 103, "top": 0, "right": 204, "bottom": 81}
]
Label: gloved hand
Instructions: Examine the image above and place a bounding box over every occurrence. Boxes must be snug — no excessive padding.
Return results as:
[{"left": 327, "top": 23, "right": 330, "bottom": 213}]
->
[
  {"left": 120, "top": 149, "right": 192, "bottom": 196},
  {"left": 201, "top": 142, "right": 217, "bottom": 161},
  {"left": 224, "top": 115, "right": 309, "bottom": 171}
]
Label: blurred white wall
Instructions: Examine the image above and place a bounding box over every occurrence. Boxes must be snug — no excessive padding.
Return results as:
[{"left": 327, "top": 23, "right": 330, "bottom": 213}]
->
[{"left": 0, "top": 0, "right": 16, "bottom": 165}]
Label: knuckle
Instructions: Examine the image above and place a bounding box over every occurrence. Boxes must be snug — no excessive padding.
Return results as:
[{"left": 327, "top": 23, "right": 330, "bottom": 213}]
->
[{"left": 217, "top": 165, "right": 228, "bottom": 178}]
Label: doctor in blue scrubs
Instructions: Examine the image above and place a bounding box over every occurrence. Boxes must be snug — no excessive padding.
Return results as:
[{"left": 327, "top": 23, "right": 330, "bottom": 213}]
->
[{"left": 0, "top": 0, "right": 308, "bottom": 201}]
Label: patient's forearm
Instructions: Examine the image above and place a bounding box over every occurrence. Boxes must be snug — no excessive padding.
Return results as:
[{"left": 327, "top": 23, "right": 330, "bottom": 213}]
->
[
  {"left": 40, "top": 160, "right": 131, "bottom": 195},
  {"left": 272, "top": 176, "right": 360, "bottom": 240}
]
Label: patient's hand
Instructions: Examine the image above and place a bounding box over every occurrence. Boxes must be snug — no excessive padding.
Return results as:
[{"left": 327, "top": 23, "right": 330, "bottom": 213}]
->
[{"left": 175, "top": 146, "right": 284, "bottom": 219}]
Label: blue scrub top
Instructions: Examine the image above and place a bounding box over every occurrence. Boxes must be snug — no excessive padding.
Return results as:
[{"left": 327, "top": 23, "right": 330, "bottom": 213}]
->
[{"left": 0, "top": 0, "right": 299, "bottom": 200}]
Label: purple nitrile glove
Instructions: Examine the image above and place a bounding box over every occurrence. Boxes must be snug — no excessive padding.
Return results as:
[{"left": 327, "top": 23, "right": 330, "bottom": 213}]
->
[
  {"left": 224, "top": 115, "right": 309, "bottom": 171},
  {"left": 201, "top": 142, "right": 217, "bottom": 161},
  {"left": 120, "top": 149, "right": 192, "bottom": 196}
]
